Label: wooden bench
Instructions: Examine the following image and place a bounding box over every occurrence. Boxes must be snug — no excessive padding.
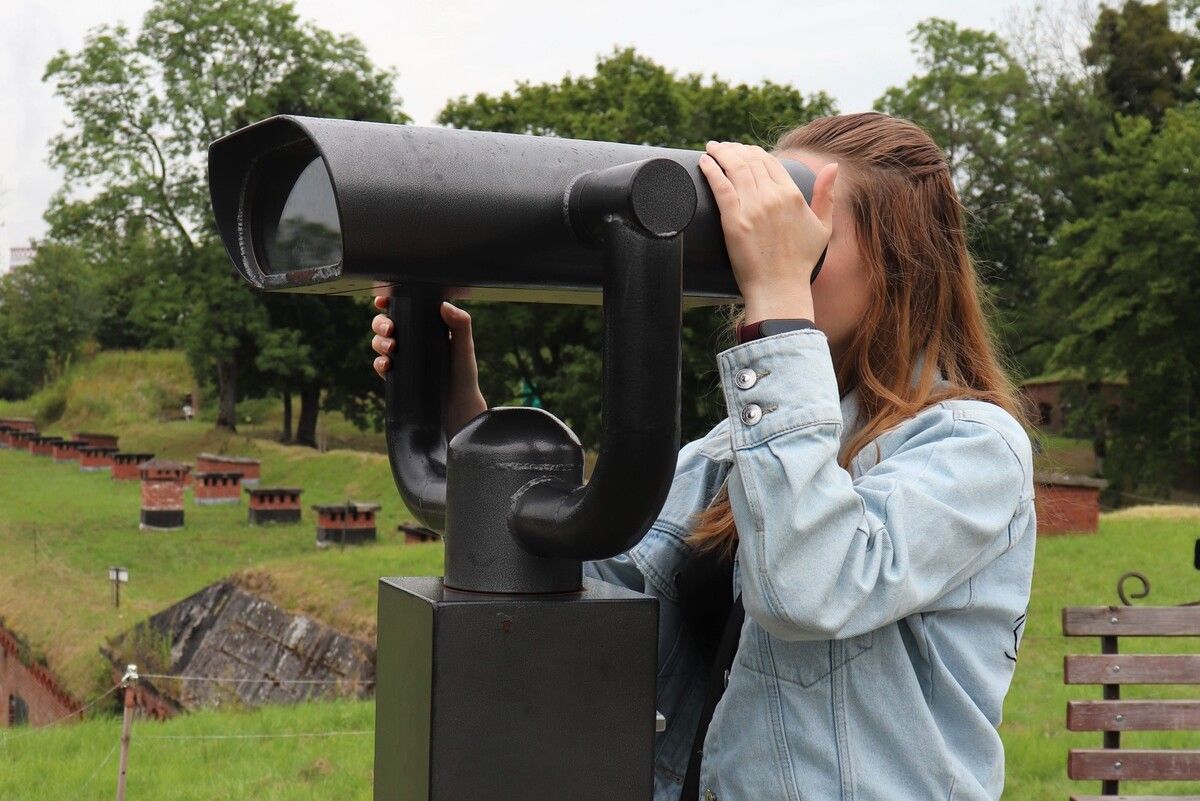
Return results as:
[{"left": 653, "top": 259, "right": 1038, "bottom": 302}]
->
[{"left": 1064, "top": 605, "right": 1200, "bottom": 800}]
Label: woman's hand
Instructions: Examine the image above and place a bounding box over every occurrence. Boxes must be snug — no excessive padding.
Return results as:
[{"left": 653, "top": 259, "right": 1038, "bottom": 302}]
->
[
  {"left": 371, "top": 296, "right": 489, "bottom": 437},
  {"left": 697, "top": 141, "right": 838, "bottom": 323}
]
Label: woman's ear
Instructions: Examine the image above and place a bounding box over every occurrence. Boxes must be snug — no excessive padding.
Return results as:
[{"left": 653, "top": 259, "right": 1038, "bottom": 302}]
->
[{"left": 811, "top": 162, "right": 839, "bottom": 233}]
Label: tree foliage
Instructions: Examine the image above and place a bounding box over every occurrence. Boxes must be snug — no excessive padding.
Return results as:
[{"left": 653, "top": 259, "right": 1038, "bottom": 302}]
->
[
  {"left": 434, "top": 46, "right": 835, "bottom": 446},
  {"left": 40, "top": 0, "right": 405, "bottom": 435},
  {"left": 1043, "top": 105, "right": 1200, "bottom": 491}
]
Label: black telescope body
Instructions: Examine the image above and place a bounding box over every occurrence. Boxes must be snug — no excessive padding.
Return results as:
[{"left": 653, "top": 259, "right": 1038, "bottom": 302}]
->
[
  {"left": 209, "top": 116, "right": 823, "bottom": 801},
  {"left": 209, "top": 115, "right": 823, "bottom": 303}
]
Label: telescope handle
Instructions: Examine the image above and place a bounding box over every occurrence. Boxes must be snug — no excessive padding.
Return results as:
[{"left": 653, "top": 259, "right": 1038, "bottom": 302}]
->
[{"left": 385, "top": 288, "right": 449, "bottom": 532}]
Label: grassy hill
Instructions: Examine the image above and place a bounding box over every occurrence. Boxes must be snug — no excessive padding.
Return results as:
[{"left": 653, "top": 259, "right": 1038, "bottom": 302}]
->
[
  {"left": 5, "top": 349, "right": 1200, "bottom": 798},
  {"left": 0, "top": 351, "right": 445, "bottom": 696},
  {"left": 0, "top": 349, "right": 390, "bottom": 454}
]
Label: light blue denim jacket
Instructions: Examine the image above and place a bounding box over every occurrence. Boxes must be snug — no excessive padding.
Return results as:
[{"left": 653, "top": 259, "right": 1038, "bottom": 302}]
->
[{"left": 584, "top": 328, "right": 1036, "bottom": 801}]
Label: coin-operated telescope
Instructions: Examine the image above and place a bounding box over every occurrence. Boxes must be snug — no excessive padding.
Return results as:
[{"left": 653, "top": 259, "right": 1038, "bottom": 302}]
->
[{"left": 209, "top": 116, "right": 824, "bottom": 801}]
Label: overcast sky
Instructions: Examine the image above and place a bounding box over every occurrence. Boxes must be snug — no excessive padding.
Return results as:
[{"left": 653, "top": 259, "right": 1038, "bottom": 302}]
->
[{"left": 1, "top": 0, "right": 1036, "bottom": 252}]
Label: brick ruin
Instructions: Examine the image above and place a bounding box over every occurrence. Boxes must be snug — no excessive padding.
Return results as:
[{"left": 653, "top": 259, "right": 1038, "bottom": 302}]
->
[
  {"left": 140, "top": 459, "right": 191, "bottom": 531},
  {"left": 313, "top": 502, "right": 381, "bottom": 547},
  {"left": 247, "top": 488, "right": 303, "bottom": 525},
  {"left": 9, "top": 431, "right": 39, "bottom": 452},
  {"left": 1035, "top": 471, "right": 1109, "bottom": 535},
  {"left": 399, "top": 522, "right": 442, "bottom": 544},
  {"left": 112, "top": 453, "right": 155, "bottom": 480},
  {"left": 196, "top": 453, "right": 261, "bottom": 487},
  {"left": 79, "top": 445, "right": 118, "bottom": 472},
  {"left": 0, "top": 424, "right": 23, "bottom": 449},
  {"left": 51, "top": 439, "right": 88, "bottom": 463},
  {"left": 76, "top": 432, "right": 119, "bottom": 450},
  {"left": 0, "top": 417, "right": 36, "bottom": 444},
  {"left": 0, "top": 622, "right": 80, "bottom": 729},
  {"left": 29, "top": 435, "right": 63, "bottom": 457},
  {"left": 193, "top": 472, "right": 243, "bottom": 505}
]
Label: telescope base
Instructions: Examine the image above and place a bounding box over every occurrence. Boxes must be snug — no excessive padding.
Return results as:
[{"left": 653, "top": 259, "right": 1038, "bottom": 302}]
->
[{"left": 374, "top": 575, "right": 657, "bottom": 801}]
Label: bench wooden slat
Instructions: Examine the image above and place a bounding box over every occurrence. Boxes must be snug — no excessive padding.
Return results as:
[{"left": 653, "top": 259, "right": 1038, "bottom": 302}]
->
[
  {"left": 1068, "top": 700, "right": 1200, "bottom": 731},
  {"left": 1065, "top": 654, "right": 1200, "bottom": 684},
  {"left": 1064, "top": 606, "right": 1200, "bottom": 636},
  {"left": 1069, "top": 749, "right": 1200, "bottom": 780}
]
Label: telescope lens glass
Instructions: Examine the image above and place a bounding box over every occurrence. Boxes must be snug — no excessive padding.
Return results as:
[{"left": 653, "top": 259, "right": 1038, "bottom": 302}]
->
[{"left": 254, "top": 154, "right": 342, "bottom": 274}]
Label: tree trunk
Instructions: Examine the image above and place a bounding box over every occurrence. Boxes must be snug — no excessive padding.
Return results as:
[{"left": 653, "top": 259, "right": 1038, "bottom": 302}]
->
[
  {"left": 215, "top": 359, "right": 238, "bottom": 431},
  {"left": 295, "top": 383, "right": 320, "bottom": 448},
  {"left": 281, "top": 391, "right": 293, "bottom": 443}
]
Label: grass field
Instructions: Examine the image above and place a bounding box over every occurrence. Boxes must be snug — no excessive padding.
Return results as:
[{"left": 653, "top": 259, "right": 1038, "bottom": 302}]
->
[
  {"left": 5, "top": 505, "right": 1198, "bottom": 800},
  {"left": 4, "top": 350, "right": 1200, "bottom": 798},
  {"left": 0, "top": 698, "right": 375, "bottom": 801}
]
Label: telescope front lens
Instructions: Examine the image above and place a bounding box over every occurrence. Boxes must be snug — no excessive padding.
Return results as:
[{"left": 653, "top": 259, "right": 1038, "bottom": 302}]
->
[{"left": 254, "top": 154, "right": 342, "bottom": 274}]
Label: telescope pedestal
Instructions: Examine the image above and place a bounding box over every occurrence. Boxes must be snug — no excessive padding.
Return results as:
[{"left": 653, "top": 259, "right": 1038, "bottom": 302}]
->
[{"left": 374, "top": 576, "right": 657, "bottom": 801}]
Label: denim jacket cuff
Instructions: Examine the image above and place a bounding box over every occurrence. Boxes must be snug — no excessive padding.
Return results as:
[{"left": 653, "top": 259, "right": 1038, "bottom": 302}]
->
[{"left": 717, "top": 328, "right": 843, "bottom": 449}]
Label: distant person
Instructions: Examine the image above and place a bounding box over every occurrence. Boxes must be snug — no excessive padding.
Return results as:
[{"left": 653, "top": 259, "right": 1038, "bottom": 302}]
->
[
  {"left": 369, "top": 112, "right": 1036, "bottom": 801},
  {"left": 182, "top": 403, "right": 194, "bottom": 422}
]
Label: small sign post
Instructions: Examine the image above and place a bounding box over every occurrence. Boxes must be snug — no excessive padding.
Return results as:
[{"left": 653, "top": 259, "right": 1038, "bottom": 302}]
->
[{"left": 109, "top": 566, "right": 129, "bottom": 609}]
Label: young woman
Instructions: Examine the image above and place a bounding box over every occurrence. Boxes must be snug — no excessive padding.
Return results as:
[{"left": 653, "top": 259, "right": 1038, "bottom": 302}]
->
[{"left": 370, "top": 112, "right": 1036, "bottom": 801}]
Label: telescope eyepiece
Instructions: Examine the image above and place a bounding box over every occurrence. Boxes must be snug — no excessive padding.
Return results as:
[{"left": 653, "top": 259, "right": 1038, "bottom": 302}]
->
[{"left": 567, "top": 157, "right": 697, "bottom": 246}]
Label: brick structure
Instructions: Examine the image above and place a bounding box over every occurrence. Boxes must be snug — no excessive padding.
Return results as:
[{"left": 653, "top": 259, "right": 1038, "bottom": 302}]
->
[
  {"left": 79, "top": 446, "right": 118, "bottom": 472},
  {"left": 313, "top": 502, "right": 381, "bottom": 547},
  {"left": 1019, "top": 378, "right": 1123, "bottom": 434},
  {"left": 112, "top": 453, "right": 154, "bottom": 480},
  {"left": 246, "top": 487, "right": 303, "bottom": 524},
  {"left": 51, "top": 439, "right": 87, "bottom": 463},
  {"left": 140, "top": 459, "right": 190, "bottom": 530},
  {"left": 29, "top": 435, "right": 63, "bottom": 457},
  {"left": 1034, "top": 471, "right": 1109, "bottom": 535},
  {"left": 76, "top": 432, "right": 119, "bottom": 450},
  {"left": 0, "top": 417, "right": 36, "bottom": 434},
  {"left": 196, "top": 453, "right": 261, "bottom": 487},
  {"left": 193, "top": 472, "right": 242, "bottom": 505},
  {"left": 11, "top": 431, "right": 39, "bottom": 452},
  {"left": 0, "top": 622, "right": 80, "bottom": 729},
  {"left": 399, "top": 522, "right": 441, "bottom": 544}
]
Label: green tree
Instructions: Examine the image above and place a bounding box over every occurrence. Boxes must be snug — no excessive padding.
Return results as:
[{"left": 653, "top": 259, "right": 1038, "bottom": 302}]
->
[
  {"left": 1043, "top": 105, "right": 1200, "bottom": 493},
  {"left": 434, "top": 46, "right": 835, "bottom": 446},
  {"left": 0, "top": 244, "right": 99, "bottom": 398},
  {"left": 1084, "top": 0, "right": 1199, "bottom": 126},
  {"left": 875, "top": 19, "right": 1064, "bottom": 372},
  {"left": 42, "top": 0, "right": 404, "bottom": 431}
]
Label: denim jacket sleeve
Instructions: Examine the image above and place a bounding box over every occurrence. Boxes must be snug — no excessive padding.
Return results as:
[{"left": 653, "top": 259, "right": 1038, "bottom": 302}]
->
[{"left": 718, "top": 328, "right": 1031, "bottom": 642}]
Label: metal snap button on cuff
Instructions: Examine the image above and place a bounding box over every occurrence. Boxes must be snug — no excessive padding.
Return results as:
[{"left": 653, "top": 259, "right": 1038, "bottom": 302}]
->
[
  {"left": 740, "top": 404, "right": 763, "bottom": 426},
  {"left": 704, "top": 790, "right": 717, "bottom": 801},
  {"left": 734, "top": 368, "right": 757, "bottom": 390}
]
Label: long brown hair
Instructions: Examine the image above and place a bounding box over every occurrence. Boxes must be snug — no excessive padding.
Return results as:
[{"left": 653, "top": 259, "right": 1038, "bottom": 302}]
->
[{"left": 686, "top": 112, "right": 1030, "bottom": 560}]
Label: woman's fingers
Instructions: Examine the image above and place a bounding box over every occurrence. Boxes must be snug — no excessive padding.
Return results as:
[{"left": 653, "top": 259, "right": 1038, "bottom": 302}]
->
[
  {"left": 373, "top": 295, "right": 388, "bottom": 311},
  {"left": 373, "top": 355, "right": 390, "bottom": 378},
  {"left": 760, "top": 148, "right": 795, "bottom": 188},
  {"left": 372, "top": 333, "right": 394, "bottom": 355},
  {"left": 371, "top": 313, "right": 394, "bottom": 337},
  {"left": 698, "top": 152, "right": 741, "bottom": 217},
  {"left": 705, "top": 140, "right": 758, "bottom": 196},
  {"left": 740, "top": 144, "right": 775, "bottom": 189}
]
